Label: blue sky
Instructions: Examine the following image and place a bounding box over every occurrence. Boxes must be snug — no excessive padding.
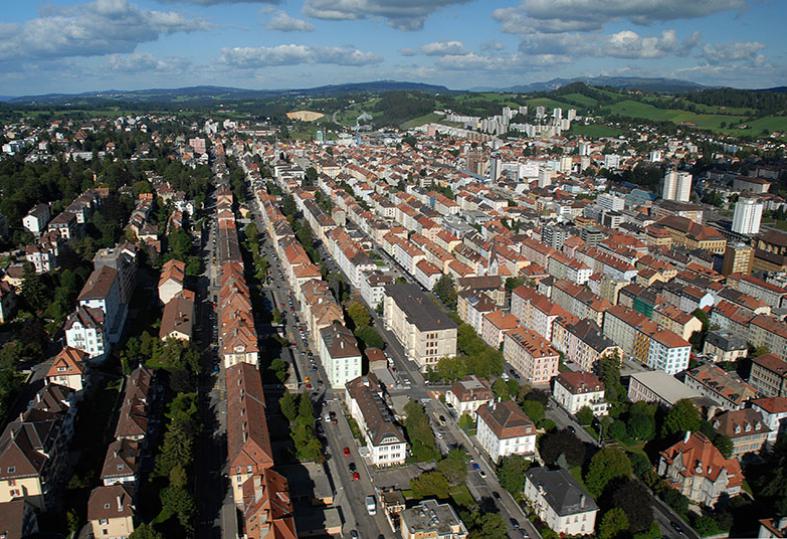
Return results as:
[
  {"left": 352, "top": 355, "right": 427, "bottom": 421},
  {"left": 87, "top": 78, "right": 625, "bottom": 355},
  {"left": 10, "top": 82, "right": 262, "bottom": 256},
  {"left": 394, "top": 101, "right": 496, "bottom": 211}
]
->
[{"left": 0, "top": 0, "right": 784, "bottom": 95}]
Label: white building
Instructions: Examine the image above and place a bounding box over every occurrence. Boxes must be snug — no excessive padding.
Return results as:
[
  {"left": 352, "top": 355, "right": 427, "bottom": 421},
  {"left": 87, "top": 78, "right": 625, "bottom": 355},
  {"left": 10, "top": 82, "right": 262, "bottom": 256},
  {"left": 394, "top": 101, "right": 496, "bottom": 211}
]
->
[
  {"left": 360, "top": 271, "right": 395, "bottom": 311},
  {"left": 445, "top": 376, "right": 494, "bottom": 416},
  {"left": 475, "top": 401, "right": 536, "bottom": 463},
  {"left": 732, "top": 197, "right": 764, "bottom": 235},
  {"left": 552, "top": 372, "right": 609, "bottom": 417},
  {"left": 64, "top": 306, "right": 108, "bottom": 361},
  {"left": 319, "top": 322, "right": 362, "bottom": 389},
  {"left": 524, "top": 467, "right": 598, "bottom": 536},
  {"left": 750, "top": 397, "right": 787, "bottom": 448},
  {"left": 22, "top": 203, "right": 50, "bottom": 235},
  {"left": 345, "top": 376, "right": 407, "bottom": 467},
  {"left": 647, "top": 331, "right": 691, "bottom": 375},
  {"left": 662, "top": 170, "right": 693, "bottom": 202}
]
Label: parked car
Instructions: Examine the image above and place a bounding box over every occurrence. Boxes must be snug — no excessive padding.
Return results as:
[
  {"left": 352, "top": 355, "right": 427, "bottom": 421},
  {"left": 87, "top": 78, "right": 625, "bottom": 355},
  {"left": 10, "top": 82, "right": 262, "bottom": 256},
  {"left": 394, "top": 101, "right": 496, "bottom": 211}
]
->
[
  {"left": 509, "top": 518, "right": 520, "bottom": 529},
  {"left": 352, "top": 471, "right": 360, "bottom": 481},
  {"left": 349, "top": 462, "right": 356, "bottom": 472},
  {"left": 479, "top": 470, "right": 487, "bottom": 478},
  {"left": 343, "top": 447, "right": 350, "bottom": 457}
]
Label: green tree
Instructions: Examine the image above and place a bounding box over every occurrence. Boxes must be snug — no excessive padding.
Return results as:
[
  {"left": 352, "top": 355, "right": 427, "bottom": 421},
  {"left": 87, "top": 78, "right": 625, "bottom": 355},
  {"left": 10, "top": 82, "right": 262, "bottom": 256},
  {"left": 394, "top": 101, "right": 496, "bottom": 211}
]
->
[
  {"left": 458, "top": 413, "right": 475, "bottom": 434},
  {"left": 576, "top": 406, "right": 594, "bottom": 426},
  {"left": 159, "top": 485, "right": 196, "bottom": 533},
  {"left": 354, "top": 325, "right": 384, "bottom": 349},
  {"left": 470, "top": 513, "right": 508, "bottom": 539},
  {"left": 346, "top": 300, "right": 371, "bottom": 330},
  {"left": 410, "top": 471, "right": 450, "bottom": 499},
  {"left": 436, "top": 449, "right": 468, "bottom": 486},
  {"left": 612, "top": 479, "right": 653, "bottom": 533},
  {"left": 304, "top": 166, "right": 318, "bottom": 186},
  {"left": 167, "top": 229, "right": 192, "bottom": 260},
  {"left": 269, "top": 358, "right": 288, "bottom": 383},
  {"left": 497, "top": 455, "right": 531, "bottom": 496},
  {"left": 21, "top": 263, "right": 49, "bottom": 311},
  {"left": 129, "top": 523, "right": 165, "bottom": 539},
  {"left": 597, "top": 357, "right": 625, "bottom": 404},
  {"left": 539, "top": 429, "right": 586, "bottom": 467},
  {"left": 660, "top": 488, "right": 688, "bottom": 516},
  {"left": 661, "top": 399, "right": 701, "bottom": 439},
  {"left": 520, "top": 400, "right": 545, "bottom": 423},
  {"left": 599, "top": 508, "right": 629, "bottom": 539},
  {"left": 404, "top": 401, "right": 439, "bottom": 462},
  {"left": 433, "top": 274, "right": 458, "bottom": 311},
  {"left": 585, "top": 447, "right": 632, "bottom": 497},
  {"left": 279, "top": 392, "right": 299, "bottom": 422},
  {"left": 298, "top": 392, "right": 315, "bottom": 426},
  {"left": 713, "top": 433, "right": 734, "bottom": 458},
  {"left": 627, "top": 402, "right": 657, "bottom": 441}
]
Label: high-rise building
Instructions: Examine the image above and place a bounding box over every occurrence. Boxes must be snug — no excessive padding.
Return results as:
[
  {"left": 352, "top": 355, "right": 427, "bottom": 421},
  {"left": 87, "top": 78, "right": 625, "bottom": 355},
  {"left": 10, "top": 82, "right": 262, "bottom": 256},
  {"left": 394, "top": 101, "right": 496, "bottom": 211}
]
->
[
  {"left": 722, "top": 243, "right": 754, "bottom": 276},
  {"left": 732, "top": 197, "right": 764, "bottom": 235},
  {"left": 662, "top": 170, "right": 693, "bottom": 202}
]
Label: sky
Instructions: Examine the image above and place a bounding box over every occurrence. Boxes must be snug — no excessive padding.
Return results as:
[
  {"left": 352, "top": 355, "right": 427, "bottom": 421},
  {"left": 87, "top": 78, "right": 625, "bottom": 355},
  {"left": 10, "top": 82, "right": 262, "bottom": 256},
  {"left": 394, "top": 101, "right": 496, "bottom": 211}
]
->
[{"left": 0, "top": 0, "right": 785, "bottom": 96}]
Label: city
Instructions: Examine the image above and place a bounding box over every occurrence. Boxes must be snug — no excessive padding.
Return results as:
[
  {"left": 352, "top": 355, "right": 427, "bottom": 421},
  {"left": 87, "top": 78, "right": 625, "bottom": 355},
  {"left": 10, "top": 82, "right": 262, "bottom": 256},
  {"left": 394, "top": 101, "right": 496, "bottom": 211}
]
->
[{"left": 0, "top": 2, "right": 787, "bottom": 539}]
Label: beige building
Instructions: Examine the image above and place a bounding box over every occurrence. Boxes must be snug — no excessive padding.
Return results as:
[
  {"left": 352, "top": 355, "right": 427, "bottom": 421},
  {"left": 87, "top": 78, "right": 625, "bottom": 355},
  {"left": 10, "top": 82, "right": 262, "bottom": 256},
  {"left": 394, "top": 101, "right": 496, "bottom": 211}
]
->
[
  {"left": 400, "top": 499, "right": 468, "bottom": 539},
  {"left": 87, "top": 484, "right": 135, "bottom": 539},
  {"left": 503, "top": 326, "right": 560, "bottom": 385},
  {"left": 749, "top": 354, "right": 787, "bottom": 397},
  {"left": 384, "top": 283, "right": 457, "bottom": 372},
  {"left": 713, "top": 409, "right": 770, "bottom": 458}
]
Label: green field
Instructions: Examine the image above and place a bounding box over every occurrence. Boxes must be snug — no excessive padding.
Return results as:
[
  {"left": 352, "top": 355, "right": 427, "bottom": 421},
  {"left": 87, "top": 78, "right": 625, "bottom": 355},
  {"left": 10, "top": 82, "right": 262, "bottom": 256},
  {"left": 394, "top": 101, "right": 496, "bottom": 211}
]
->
[
  {"left": 569, "top": 123, "right": 624, "bottom": 137},
  {"left": 401, "top": 112, "right": 443, "bottom": 129},
  {"left": 525, "top": 97, "right": 570, "bottom": 110},
  {"left": 557, "top": 92, "right": 599, "bottom": 108},
  {"left": 603, "top": 99, "right": 751, "bottom": 130}
]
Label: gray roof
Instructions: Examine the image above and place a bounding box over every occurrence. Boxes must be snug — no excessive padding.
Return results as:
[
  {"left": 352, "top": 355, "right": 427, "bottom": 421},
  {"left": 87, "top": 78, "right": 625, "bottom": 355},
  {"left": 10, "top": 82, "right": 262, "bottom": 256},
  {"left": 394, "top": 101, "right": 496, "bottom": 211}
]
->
[
  {"left": 525, "top": 467, "right": 598, "bottom": 516},
  {"left": 385, "top": 283, "right": 458, "bottom": 332}
]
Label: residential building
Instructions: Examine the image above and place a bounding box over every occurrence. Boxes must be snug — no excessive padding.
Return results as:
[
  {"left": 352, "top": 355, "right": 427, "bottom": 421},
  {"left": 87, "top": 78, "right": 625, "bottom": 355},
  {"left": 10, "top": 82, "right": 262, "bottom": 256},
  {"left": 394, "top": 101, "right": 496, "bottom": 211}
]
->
[
  {"left": 87, "top": 484, "right": 135, "bottom": 539},
  {"left": 658, "top": 432, "right": 743, "bottom": 506},
  {"left": 628, "top": 371, "right": 701, "bottom": 408},
  {"left": 524, "top": 467, "right": 598, "bottom": 536},
  {"left": 748, "top": 315, "right": 787, "bottom": 360},
  {"left": 480, "top": 310, "right": 519, "bottom": 349},
  {"left": 647, "top": 330, "right": 691, "bottom": 375},
  {"left": 758, "top": 516, "right": 787, "bottom": 538},
  {"left": 319, "top": 321, "right": 362, "bottom": 389},
  {"left": 750, "top": 354, "right": 787, "bottom": 397},
  {"left": 159, "top": 290, "right": 195, "bottom": 342},
  {"left": 553, "top": 318, "right": 621, "bottom": 372},
  {"left": 22, "top": 203, "right": 50, "bottom": 235},
  {"left": 0, "top": 498, "right": 39, "bottom": 539},
  {"left": 445, "top": 375, "right": 493, "bottom": 416},
  {"left": 346, "top": 376, "right": 407, "bottom": 467},
  {"left": 476, "top": 400, "right": 536, "bottom": 462},
  {"left": 100, "top": 438, "right": 140, "bottom": 486},
  {"left": 400, "top": 499, "right": 468, "bottom": 539},
  {"left": 64, "top": 306, "right": 108, "bottom": 361},
  {"left": 46, "top": 347, "right": 88, "bottom": 393},
  {"left": 158, "top": 259, "right": 185, "bottom": 304},
  {"left": 684, "top": 364, "right": 757, "bottom": 411},
  {"left": 383, "top": 283, "right": 458, "bottom": 372},
  {"left": 360, "top": 271, "right": 395, "bottom": 310},
  {"left": 662, "top": 170, "right": 692, "bottom": 202},
  {"left": 722, "top": 243, "right": 754, "bottom": 276},
  {"left": 77, "top": 265, "right": 125, "bottom": 343},
  {"left": 240, "top": 469, "right": 298, "bottom": 539},
  {"left": 732, "top": 197, "right": 764, "bottom": 235},
  {"left": 750, "top": 397, "right": 787, "bottom": 448},
  {"left": 713, "top": 409, "right": 770, "bottom": 458},
  {"left": 703, "top": 331, "right": 748, "bottom": 363},
  {"left": 503, "top": 326, "right": 560, "bottom": 385},
  {"left": 552, "top": 372, "right": 608, "bottom": 417}
]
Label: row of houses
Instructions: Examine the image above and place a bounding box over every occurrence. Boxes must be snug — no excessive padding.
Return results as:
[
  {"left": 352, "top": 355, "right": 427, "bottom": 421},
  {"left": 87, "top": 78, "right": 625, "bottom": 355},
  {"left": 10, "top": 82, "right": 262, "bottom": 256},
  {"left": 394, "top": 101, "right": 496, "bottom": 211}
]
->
[{"left": 216, "top": 180, "right": 297, "bottom": 539}]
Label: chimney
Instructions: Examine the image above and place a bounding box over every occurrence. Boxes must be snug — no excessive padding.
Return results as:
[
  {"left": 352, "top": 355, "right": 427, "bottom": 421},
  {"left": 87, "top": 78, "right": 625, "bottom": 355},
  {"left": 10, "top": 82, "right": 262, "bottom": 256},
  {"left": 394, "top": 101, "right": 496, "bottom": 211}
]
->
[
  {"left": 116, "top": 495, "right": 124, "bottom": 512},
  {"left": 683, "top": 431, "right": 691, "bottom": 443},
  {"left": 580, "top": 494, "right": 585, "bottom": 507}
]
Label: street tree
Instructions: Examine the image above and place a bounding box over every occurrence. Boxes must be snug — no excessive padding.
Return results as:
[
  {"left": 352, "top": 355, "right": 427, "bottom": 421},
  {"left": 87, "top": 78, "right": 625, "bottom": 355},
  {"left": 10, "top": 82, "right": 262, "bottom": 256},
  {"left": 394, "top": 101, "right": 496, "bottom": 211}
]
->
[{"left": 584, "top": 447, "right": 632, "bottom": 497}]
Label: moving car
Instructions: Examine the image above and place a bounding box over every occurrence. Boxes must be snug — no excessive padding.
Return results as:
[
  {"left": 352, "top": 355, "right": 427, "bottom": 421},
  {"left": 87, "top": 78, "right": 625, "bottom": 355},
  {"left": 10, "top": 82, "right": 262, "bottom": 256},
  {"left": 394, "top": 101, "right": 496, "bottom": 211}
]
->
[
  {"left": 352, "top": 472, "right": 360, "bottom": 481},
  {"left": 365, "top": 495, "right": 376, "bottom": 515},
  {"left": 343, "top": 447, "right": 350, "bottom": 457}
]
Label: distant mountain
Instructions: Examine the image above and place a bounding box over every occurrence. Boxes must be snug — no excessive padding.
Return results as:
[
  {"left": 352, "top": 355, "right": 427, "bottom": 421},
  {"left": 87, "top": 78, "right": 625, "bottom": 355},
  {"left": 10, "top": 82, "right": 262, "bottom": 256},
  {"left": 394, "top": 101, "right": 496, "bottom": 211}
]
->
[
  {"left": 473, "top": 76, "right": 708, "bottom": 93},
  {"left": 5, "top": 80, "right": 452, "bottom": 105}
]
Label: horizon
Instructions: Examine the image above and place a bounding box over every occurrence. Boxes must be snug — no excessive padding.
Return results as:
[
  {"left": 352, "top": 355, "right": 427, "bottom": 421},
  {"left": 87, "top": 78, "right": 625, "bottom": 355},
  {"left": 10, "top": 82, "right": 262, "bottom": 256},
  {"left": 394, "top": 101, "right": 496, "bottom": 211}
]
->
[{"left": 1, "top": 1, "right": 785, "bottom": 96}]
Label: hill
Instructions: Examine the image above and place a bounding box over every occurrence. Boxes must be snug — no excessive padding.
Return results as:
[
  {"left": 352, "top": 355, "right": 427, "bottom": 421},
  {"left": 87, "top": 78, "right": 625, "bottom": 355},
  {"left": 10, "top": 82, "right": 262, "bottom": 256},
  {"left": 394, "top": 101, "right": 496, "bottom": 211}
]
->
[
  {"left": 475, "top": 76, "right": 707, "bottom": 94},
  {"left": 4, "top": 81, "right": 451, "bottom": 105}
]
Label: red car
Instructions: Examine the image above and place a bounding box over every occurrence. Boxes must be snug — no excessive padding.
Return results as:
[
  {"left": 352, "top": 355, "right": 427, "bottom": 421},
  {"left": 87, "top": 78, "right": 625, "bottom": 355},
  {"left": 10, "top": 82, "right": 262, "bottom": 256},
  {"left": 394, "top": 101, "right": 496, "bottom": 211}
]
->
[
  {"left": 343, "top": 447, "right": 351, "bottom": 457},
  {"left": 352, "top": 471, "right": 360, "bottom": 481}
]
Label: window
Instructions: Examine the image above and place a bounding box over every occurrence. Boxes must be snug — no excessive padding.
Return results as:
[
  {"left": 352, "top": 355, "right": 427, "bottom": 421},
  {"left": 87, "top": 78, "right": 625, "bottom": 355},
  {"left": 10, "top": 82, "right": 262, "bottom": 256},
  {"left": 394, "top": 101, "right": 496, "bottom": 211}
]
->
[
  {"left": 7, "top": 467, "right": 14, "bottom": 474},
  {"left": 99, "top": 519, "right": 109, "bottom": 525}
]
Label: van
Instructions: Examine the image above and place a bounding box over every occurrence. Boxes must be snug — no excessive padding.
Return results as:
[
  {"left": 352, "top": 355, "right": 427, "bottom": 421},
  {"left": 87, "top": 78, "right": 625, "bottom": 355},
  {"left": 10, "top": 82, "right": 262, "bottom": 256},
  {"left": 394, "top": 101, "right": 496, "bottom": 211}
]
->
[{"left": 365, "top": 495, "right": 376, "bottom": 515}]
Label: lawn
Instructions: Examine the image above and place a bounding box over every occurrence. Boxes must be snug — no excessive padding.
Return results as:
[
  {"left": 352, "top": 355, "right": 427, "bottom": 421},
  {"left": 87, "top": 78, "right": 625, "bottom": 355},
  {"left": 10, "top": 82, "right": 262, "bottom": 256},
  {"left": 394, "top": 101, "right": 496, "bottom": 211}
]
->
[
  {"left": 525, "top": 97, "right": 571, "bottom": 110},
  {"left": 558, "top": 93, "right": 599, "bottom": 108},
  {"left": 569, "top": 123, "right": 624, "bottom": 138},
  {"left": 449, "top": 484, "right": 476, "bottom": 509},
  {"left": 401, "top": 112, "right": 443, "bottom": 129}
]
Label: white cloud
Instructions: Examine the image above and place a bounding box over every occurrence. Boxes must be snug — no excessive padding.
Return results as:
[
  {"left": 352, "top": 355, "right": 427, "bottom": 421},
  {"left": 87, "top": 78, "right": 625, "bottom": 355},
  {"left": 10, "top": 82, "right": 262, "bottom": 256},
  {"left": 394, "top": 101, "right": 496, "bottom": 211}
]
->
[
  {"left": 702, "top": 41, "right": 765, "bottom": 65},
  {"left": 436, "top": 51, "right": 570, "bottom": 72},
  {"left": 266, "top": 11, "right": 315, "bottom": 32},
  {"left": 220, "top": 44, "right": 382, "bottom": 67},
  {"left": 519, "top": 29, "right": 699, "bottom": 59},
  {"left": 106, "top": 52, "right": 189, "bottom": 72},
  {"left": 159, "top": 0, "right": 280, "bottom": 4},
  {"left": 494, "top": 0, "right": 746, "bottom": 34},
  {"left": 0, "top": 0, "right": 208, "bottom": 62},
  {"left": 302, "top": 0, "right": 471, "bottom": 30},
  {"left": 420, "top": 41, "right": 466, "bottom": 56}
]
